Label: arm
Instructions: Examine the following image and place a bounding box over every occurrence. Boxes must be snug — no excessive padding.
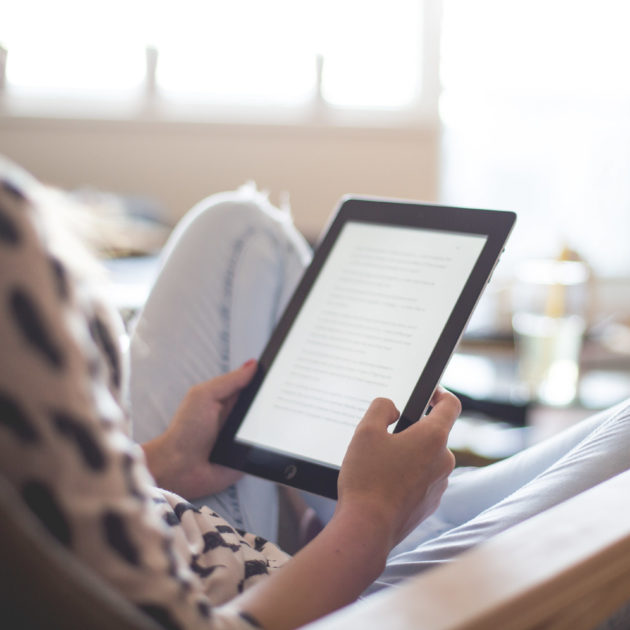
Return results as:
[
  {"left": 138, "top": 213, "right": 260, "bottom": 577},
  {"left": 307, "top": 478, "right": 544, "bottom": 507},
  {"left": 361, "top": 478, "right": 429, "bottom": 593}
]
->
[
  {"left": 146, "top": 365, "right": 459, "bottom": 629},
  {"left": 233, "top": 391, "right": 459, "bottom": 630}
]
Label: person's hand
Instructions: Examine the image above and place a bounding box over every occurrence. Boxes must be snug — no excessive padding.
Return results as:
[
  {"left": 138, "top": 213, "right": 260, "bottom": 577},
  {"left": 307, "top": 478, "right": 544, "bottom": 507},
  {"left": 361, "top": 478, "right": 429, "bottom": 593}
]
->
[
  {"left": 337, "top": 388, "right": 460, "bottom": 549},
  {"left": 142, "top": 360, "right": 257, "bottom": 500},
  {"left": 235, "top": 387, "right": 460, "bottom": 630}
]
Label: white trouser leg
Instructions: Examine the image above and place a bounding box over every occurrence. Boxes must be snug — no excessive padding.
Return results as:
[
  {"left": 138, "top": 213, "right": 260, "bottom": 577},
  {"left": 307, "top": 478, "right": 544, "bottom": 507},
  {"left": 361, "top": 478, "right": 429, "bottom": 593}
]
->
[
  {"left": 366, "top": 397, "right": 630, "bottom": 593},
  {"left": 128, "top": 185, "right": 311, "bottom": 541}
]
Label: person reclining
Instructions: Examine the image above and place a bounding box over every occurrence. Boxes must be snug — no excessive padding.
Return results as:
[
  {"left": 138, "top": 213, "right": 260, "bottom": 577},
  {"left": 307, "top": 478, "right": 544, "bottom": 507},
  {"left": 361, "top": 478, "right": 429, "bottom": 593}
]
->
[{"left": 1, "top": 157, "right": 628, "bottom": 630}]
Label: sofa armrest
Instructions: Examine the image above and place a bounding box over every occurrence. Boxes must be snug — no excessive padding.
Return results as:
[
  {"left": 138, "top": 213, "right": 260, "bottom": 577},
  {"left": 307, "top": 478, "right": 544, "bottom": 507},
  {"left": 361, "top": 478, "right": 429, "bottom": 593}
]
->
[{"left": 305, "top": 469, "right": 630, "bottom": 630}]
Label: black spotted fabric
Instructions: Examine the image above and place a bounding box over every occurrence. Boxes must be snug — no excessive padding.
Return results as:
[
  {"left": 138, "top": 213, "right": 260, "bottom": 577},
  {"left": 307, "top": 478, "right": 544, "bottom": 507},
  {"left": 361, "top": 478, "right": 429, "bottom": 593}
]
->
[
  {"left": 10, "top": 286, "right": 65, "bottom": 368},
  {"left": 21, "top": 480, "right": 73, "bottom": 547},
  {"left": 52, "top": 410, "right": 107, "bottom": 471},
  {"left": 0, "top": 205, "right": 20, "bottom": 244},
  {"left": 0, "top": 393, "right": 40, "bottom": 443},
  {"left": 0, "top": 159, "right": 289, "bottom": 630}
]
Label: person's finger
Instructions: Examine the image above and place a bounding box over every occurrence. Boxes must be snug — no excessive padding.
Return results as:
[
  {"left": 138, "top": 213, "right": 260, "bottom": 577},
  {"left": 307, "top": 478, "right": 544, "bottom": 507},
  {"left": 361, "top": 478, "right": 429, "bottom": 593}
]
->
[
  {"left": 359, "top": 397, "right": 400, "bottom": 429},
  {"left": 397, "top": 388, "right": 460, "bottom": 446},
  {"left": 424, "top": 387, "right": 461, "bottom": 432},
  {"left": 429, "top": 385, "right": 448, "bottom": 405},
  {"left": 205, "top": 359, "right": 258, "bottom": 401}
]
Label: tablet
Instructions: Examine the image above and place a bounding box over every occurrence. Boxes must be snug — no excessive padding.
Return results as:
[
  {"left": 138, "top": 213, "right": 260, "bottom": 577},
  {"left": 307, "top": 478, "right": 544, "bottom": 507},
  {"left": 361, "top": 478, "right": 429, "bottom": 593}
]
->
[{"left": 211, "top": 196, "right": 516, "bottom": 498}]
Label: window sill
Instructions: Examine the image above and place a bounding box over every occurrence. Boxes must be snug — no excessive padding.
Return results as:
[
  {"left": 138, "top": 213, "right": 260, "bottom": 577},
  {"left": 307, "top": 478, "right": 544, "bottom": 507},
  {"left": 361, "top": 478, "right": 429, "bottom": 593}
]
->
[{"left": 0, "top": 91, "right": 438, "bottom": 136}]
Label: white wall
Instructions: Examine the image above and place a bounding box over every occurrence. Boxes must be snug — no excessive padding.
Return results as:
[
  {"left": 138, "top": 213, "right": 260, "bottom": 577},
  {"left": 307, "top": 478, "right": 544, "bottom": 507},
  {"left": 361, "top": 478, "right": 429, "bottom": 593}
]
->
[{"left": 0, "top": 116, "right": 439, "bottom": 241}]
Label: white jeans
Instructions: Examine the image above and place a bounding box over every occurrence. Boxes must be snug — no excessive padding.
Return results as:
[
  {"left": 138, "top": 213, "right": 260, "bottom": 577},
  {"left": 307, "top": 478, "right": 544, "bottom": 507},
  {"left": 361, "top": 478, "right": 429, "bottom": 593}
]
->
[
  {"left": 129, "top": 184, "right": 312, "bottom": 541},
  {"left": 128, "top": 186, "right": 630, "bottom": 592}
]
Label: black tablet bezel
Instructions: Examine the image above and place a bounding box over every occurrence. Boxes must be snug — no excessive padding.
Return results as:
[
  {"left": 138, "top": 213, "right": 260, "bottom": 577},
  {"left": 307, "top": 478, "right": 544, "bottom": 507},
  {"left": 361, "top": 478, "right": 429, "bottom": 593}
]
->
[{"left": 211, "top": 196, "right": 516, "bottom": 499}]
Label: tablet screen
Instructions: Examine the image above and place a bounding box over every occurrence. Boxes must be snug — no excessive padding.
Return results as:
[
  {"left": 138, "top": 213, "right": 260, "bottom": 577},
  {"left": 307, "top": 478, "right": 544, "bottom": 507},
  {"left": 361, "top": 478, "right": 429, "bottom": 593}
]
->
[{"left": 234, "top": 221, "right": 487, "bottom": 468}]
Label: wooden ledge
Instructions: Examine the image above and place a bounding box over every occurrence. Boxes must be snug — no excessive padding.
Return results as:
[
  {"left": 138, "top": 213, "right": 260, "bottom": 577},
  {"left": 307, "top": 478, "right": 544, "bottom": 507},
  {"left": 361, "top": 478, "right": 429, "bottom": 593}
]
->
[{"left": 306, "top": 469, "right": 630, "bottom": 630}]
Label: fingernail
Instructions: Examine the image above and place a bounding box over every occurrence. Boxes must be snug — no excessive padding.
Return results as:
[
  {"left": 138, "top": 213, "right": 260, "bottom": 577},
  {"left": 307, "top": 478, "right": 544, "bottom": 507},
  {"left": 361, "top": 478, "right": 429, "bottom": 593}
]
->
[{"left": 242, "top": 359, "right": 256, "bottom": 369}]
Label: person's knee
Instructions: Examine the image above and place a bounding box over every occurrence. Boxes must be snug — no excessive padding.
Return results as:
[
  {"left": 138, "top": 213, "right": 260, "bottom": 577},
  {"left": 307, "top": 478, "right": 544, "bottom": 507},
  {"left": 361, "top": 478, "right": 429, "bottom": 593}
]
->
[
  {"left": 183, "top": 186, "right": 286, "bottom": 239},
  {"left": 174, "top": 185, "right": 310, "bottom": 280}
]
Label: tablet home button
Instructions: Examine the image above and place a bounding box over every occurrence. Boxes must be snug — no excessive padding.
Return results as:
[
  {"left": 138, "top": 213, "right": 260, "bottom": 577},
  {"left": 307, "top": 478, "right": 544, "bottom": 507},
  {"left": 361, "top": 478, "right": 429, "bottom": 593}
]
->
[{"left": 283, "top": 464, "right": 298, "bottom": 480}]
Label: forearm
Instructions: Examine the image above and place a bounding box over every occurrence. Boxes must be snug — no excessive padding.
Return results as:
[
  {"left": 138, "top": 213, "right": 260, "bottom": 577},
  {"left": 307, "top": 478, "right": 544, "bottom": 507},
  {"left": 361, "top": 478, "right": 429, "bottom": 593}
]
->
[{"left": 233, "top": 504, "right": 391, "bottom": 630}]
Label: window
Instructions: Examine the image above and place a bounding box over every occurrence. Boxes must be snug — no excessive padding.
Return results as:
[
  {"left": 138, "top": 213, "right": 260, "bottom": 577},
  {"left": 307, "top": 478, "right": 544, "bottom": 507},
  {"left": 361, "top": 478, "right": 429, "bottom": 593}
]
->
[
  {"left": 1, "top": 0, "right": 430, "bottom": 118},
  {"left": 440, "top": 0, "right": 630, "bottom": 277},
  {"left": 1, "top": 2, "right": 146, "bottom": 95}
]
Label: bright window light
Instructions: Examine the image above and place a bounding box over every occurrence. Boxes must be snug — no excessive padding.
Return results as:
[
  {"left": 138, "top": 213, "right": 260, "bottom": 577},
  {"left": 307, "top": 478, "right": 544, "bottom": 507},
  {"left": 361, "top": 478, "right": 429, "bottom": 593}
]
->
[
  {"left": 316, "top": 0, "right": 423, "bottom": 109},
  {"left": 1, "top": 0, "right": 424, "bottom": 110},
  {"left": 152, "top": 1, "right": 316, "bottom": 105},
  {"left": 2, "top": 0, "right": 146, "bottom": 94},
  {"left": 440, "top": 0, "right": 630, "bottom": 276}
]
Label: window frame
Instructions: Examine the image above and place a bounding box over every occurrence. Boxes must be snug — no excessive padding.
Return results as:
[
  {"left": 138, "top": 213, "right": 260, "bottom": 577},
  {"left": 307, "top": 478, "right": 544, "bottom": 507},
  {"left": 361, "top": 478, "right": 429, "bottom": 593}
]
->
[{"left": 0, "top": 0, "right": 443, "bottom": 130}]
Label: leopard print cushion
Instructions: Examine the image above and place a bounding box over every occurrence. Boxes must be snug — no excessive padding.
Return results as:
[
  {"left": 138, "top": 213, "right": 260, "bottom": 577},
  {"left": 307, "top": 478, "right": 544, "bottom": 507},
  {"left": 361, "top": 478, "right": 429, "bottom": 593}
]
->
[{"left": 0, "top": 159, "right": 289, "bottom": 630}]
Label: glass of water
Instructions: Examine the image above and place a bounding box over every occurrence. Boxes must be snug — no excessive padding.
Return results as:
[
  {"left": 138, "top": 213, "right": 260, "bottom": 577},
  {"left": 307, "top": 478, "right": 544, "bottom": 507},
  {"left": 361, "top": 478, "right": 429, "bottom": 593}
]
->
[{"left": 512, "top": 257, "right": 589, "bottom": 406}]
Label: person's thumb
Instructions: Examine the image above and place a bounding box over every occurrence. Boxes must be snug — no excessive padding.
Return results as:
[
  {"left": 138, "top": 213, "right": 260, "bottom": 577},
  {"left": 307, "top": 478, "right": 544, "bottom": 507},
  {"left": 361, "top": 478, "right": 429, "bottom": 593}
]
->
[{"left": 359, "top": 397, "right": 400, "bottom": 430}]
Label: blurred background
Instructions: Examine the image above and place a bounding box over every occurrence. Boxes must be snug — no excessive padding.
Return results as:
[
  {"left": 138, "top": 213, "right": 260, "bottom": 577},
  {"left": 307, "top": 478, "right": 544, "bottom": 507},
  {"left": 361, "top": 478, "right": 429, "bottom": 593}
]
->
[{"left": 2, "top": 0, "right": 629, "bottom": 459}]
